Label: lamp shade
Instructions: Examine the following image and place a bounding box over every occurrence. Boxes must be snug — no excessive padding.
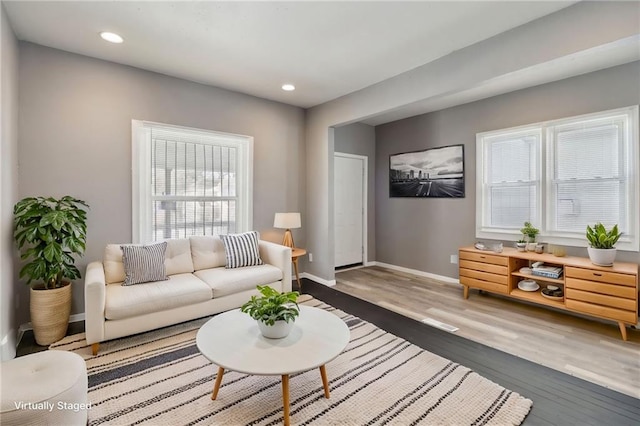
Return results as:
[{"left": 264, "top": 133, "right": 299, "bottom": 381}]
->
[{"left": 274, "top": 212, "right": 301, "bottom": 229}]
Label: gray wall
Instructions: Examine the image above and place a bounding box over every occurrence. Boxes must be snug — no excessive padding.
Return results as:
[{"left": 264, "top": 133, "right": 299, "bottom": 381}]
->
[
  {"left": 376, "top": 61, "right": 640, "bottom": 279},
  {"left": 334, "top": 123, "right": 376, "bottom": 263},
  {"left": 1, "top": 4, "right": 19, "bottom": 360},
  {"left": 17, "top": 43, "right": 306, "bottom": 325},
  {"left": 304, "top": 1, "right": 640, "bottom": 282}
]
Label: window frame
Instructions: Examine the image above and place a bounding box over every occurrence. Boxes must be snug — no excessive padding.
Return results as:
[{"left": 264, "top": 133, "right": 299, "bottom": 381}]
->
[
  {"left": 476, "top": 105, "right": 639, "bottom": 252},
  {"left": 132, "top": 120, "right": 253, "bottom": 243}
]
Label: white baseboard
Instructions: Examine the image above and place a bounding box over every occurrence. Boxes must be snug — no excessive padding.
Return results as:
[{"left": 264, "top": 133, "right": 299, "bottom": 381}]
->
[
  {"left": 300, "top": 272, "right": 336, "bottom": 287},
  {"left": 1, "top": 329, "right": 17, "bottom": 361},
  {"left": 364, "top": 261, "right": 376, "bottom": 267},
  {"left": 373, "top": 261, "right": 460, "bottom": 285},
  {"left": 17, "top": 313, "right": 86, "bottom": 347}
]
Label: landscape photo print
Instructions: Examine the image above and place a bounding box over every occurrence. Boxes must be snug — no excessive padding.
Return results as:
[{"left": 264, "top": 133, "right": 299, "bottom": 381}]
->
[{"left": 389, "top": 144, "right": 465, "bottom": 198}]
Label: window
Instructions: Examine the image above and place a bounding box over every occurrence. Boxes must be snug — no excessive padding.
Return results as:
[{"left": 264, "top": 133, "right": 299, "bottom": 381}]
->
[
  {"left": 476, "top": 106, "right": 638, "bottom": 251},
  {"left": 132, "top": 120, "right": 253, "bottom": 243}
]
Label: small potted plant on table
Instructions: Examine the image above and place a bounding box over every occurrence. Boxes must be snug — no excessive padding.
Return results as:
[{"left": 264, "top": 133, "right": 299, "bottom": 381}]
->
[
  {"left": 586, "top": 223, "right": 622, "bottom": 266},
  {"left": 520, "top": 221, "right": 540, "bottom": 251},
  {"left": 241, "top": 285, "right": 300, "bottom": 339}
]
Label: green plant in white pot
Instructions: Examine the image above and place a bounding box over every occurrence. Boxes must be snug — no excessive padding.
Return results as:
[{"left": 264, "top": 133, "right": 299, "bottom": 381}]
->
[
  {"left": 586, "top": 223, "right": 621, "bottom": 267},
  {"left": 14, "top": 196, "right": 89, "bottom": 345},
  {"left": 241, "top": 285, "right": 300, "bottom": 339},
  {"left": 520, "top": 222, "right": 539, "bottom": 251}
]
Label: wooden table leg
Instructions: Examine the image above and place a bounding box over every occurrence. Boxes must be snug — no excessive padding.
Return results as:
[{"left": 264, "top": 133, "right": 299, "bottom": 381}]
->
[
  {"left": 319, "top": 365, "right": 330, "bottom": 398},
  {"left": 463, "top": 285, "right": 469, "bottom": 299},
  {"left": 282, "top": 374, "right": 290, "bottom": 426},
  {"left": 618, "top": 322, "right": 628, "bottom": 341},
  {"left": 293, "top": 258, "right": 302, "bottom": 292},
  {"left": 211, "top": 367, "right": 225, "bottom": 400}
]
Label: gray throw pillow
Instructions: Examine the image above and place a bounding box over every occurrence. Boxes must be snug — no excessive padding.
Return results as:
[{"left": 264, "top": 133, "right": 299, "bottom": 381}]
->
[
  {"left": 220, "top": 231, "right": 264, "bottom": 269},
  {"left": 121, "top": 242, "right": 169, "bottom": 285}
]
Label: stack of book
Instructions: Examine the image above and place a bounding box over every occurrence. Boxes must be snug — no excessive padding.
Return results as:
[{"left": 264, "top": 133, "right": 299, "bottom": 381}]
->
[{"left": 532, "top": 265, "right": 563, "bottom": 279}]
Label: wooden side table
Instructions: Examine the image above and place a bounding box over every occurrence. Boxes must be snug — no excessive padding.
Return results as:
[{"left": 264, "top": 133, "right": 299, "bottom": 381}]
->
[{"left": 291, "top": 248, "right": 306, "bottom": 291}]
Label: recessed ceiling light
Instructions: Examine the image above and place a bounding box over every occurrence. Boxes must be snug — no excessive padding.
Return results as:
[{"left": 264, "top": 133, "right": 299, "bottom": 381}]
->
[
  {"left": 100, "top": 32, "right": 124, "bottom": 44},
  {"left": 281, "top": 84, "right": 295, "bottom": 91}
]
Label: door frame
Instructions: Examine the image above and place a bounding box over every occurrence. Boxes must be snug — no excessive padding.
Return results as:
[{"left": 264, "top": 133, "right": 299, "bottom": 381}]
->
[{"left": 334, "top": 152, "right": 368, "bottom": 267}]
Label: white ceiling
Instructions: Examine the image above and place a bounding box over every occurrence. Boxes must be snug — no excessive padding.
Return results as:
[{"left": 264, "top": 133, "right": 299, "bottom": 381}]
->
[{"left": 3, "top": 1, "right": 580, "bottom": 109}]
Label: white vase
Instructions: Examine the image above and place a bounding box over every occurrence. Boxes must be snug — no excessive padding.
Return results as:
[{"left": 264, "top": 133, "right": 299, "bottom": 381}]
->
[
  {"left": 258, "top": 319, "right": 294, "bottom": 339},
  {"left": 587, "top": 247, "right": 617, "bottom": 267}
]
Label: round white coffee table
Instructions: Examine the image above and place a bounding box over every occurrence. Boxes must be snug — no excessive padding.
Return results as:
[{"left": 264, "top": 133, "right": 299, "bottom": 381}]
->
[{"left": 196, "top": 305, "right": 350, "bottom": 426}]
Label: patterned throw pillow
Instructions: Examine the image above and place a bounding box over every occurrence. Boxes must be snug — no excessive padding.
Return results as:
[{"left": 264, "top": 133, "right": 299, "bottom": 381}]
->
[
  {"left": 220, "top": 231, "right": 264, "bottom": 269},
  {"left": 121, "top": 242, "right": 169, "bottom": 285}
]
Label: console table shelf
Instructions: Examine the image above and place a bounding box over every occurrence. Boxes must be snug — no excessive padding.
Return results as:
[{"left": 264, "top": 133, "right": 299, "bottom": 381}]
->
[{"left": 459, "top": 246, "right": 639, "bottom": 341}]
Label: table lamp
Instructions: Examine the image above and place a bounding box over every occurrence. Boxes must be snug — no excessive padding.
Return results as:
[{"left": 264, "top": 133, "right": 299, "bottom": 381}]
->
[{"left": 274, "top": 212, "right": 301, "bottom": 248}]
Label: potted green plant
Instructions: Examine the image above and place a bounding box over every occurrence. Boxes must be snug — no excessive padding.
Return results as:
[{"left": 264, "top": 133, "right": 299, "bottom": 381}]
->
[
  {"left": 520, "top": 221, "right": 540, "bottom": 251},
  {"left": 515, "top": 238, "right": 527, "bottom": 252},
  {"left": 13, "top": 196, "right": 89, "bottom": 345},
  {"left": 241, "top": 285, "right": 300, "bottom": 339},
  {"left": 586, "top": 223, "right": 622, "bottom": 266}
]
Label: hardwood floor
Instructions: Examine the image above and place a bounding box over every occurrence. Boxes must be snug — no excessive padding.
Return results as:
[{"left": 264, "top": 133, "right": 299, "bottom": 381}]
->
[{"left": 333, "top": 266, "right": 640, "bottom": 399}]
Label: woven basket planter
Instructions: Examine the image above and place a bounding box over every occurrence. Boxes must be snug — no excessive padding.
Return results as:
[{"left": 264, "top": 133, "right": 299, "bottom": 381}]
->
[{"left": 30, "top": 282, "right": 72, "bottom": 346}]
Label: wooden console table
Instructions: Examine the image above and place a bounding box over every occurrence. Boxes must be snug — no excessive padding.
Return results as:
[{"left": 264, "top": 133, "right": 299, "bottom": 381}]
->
[{"left": 459, "top": 246, "right": 639, "bottom": 341}]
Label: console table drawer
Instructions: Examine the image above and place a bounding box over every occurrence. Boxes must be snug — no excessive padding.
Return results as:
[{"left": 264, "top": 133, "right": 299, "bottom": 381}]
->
[
  {"left": 460, "top": 268, "right": 508, "bottom": 285},
  {"left": 459, "top": 276, "right": 508, "bottom": 294},
  {"left": 459, "top": 251, "right": 507, "bottom": 267},
  {"left": 566, "top": 299, "right": 637, "bottom": 323},
  {"left": 566, "top": 278, "right": 636, "bottom": 299},
  {"left": 565, "top": 267, "right": 636, "bottom": 287},
  {"left": 566, "top": 288, "right": 636, "bottom": 311},
  {"left": 459, "top": 259, "right": 508, "bottom": 275}
]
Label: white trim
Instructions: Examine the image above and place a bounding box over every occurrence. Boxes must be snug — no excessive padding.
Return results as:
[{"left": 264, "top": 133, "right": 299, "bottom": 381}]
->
[
  {"left": 334, "top": 152, "right": 368, "bottom": 265},
  {"left": 374, "top": 262, "right": 460, "bottom": 286},
  {"left": 364, "top": 261, "right": 376, "bottom": 267},
  {"left": 1, "top": 329, "right": 16, "bottom": 361},
  {"left": 300, "top": 272, "right": 336, "bottom": 287},
  {"left": 18, "top": 313, "right": 86, "bottom": 334}
]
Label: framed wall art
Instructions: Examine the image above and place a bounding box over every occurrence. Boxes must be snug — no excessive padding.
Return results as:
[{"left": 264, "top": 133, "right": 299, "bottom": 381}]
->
[{"left": 389, "top": 144, "right": 464, "bottom": 198}]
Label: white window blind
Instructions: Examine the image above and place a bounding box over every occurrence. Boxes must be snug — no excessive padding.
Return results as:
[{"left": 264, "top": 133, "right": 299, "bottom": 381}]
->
[
  {"left": 549, "top": 116, "right": 626, "bottom": 235},
  {"left": 484, "top": 132, "right": 540, "bottom": 229},
  {"left": 132, "top": 121, "right": 253, "bottom": 243},
  {"left": 476, "top": 106, "right": 639, "bottom": 251}
]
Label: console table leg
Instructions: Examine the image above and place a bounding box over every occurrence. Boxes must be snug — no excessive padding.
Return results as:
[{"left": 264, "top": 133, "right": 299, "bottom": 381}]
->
[
  {"left": 211, "top": 367, "right": 224, "bottom": 400},
  {"left": 319, "top": 365, "right": 330, "bottom": 398},
  {"left": 282, "top": 374, "right": 290, "bottom": 426},
  {"left": 463, "top": 286, "right": 469, "bottom": 299},
  {"left": 618, "top": 322, "right": 628, "bottom": 341}
]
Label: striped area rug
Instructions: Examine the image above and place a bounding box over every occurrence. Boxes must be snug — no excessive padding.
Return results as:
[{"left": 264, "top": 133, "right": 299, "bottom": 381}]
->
[{"left": 50, "top": 297, "right": 532, "bottom": 425}]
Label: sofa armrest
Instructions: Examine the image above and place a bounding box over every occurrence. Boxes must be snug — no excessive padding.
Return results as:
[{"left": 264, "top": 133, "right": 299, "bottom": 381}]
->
[
  {"left": 259, "top": 241, "right": 292, "bottom": 292},
  {"left": 84, "top": 261, "right": 106, "bottom": 345}
]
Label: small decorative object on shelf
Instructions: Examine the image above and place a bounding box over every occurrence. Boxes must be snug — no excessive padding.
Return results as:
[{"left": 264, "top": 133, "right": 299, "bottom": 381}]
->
[
  {"left": 241, "top": 285, "right": 300, "bottom": 339},
  {"left": 549, "top": 244, "right": 566, "bottom": 257},
  {"left": 474, "top": 241, "right": 503, "bottom": 253},
  {"left": 535, "top": 243, "right": 545, "bottom": 254},
  {"left": 586, "top": 222, "right": 622, "bottom": 266},
  {"left": 515, "top": 239, "right": 527, "bottom": 252}
]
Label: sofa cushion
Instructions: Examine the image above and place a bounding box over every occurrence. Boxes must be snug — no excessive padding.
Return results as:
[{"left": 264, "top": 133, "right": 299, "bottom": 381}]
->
[
  {"left": 103, "top": 238, "right": 193, "bottom": 284},
  {"left": 105, "top": 273, "right": 212, "bottom": 320},
  {"left": 165, "top": 238, "right": 195, "bottom": 275},
  {"left": 121, "top": 242, "right": 169, "bottom": 286},
  {"left": 194, "top": 264, "right": 283, "bottom": 298},
  {"left": 190, "top": 236, "right": 226, "bottom": 270},
  {"left": 220, "top": 231, "right": 264, "bottom": 268}
]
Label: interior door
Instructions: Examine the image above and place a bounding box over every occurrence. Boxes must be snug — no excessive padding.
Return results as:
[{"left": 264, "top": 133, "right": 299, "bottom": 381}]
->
[{"left": 334, "top": 154, "right": 364, "bottom": 268}]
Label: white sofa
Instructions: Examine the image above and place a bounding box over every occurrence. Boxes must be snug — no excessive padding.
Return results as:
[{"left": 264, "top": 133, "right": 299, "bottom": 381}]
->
[{"left": 84, "top": 236, "right": 291, "bottom": 354}]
